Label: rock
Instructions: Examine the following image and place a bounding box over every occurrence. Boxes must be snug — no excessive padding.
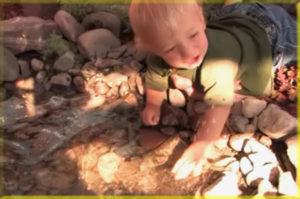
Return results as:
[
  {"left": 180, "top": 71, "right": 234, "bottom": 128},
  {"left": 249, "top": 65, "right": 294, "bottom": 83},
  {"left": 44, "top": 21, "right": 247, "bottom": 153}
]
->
[
  {"left": 213, "top": 157, "right": 236, "bottom": 167},
  {"left": 30, "top": 58, "right": 44, "bottom": 72},
  {"left": 107, "top": 45, "right": 127, "bottom": 59},
  {"left": 228, "top": 132, "right": 254, "bottom": 151},
  {"left": 94, "top": 58, "right": 122, "bottom": 69},
  {"left": 161, "top": 103, "right": 188, "bottom": 128},
  {"left": 102, "top": 72, "right": 128, "bottom": 87},
  {"left": 285, "top": 135, "right": 297, "bottom": 167},
  {"left": 35, "top": 71, "right": 47, "bottom": 84},
  {"left": 18, "top": 60, "right": 31, "bottom": 78},
  {"left": 246, "top": 140, "right": 278, "bottom": 168},
  {"left": 81, "top": 62, "right": 98, "bottom": 79},
  {"left": 278, "top": 171, "right": 297, "bottom": 195},
  {"left": 138, "top": 128, "right": 168, "bottom": 151},
  {"left": 257, "top": 179, "right": 277, "bottom": 196},
  {"left": 258, "top": 135, "right": 272, "bottom": 148},
  {"left": 228, "top": 114, "right": 249, "bottom": 133},
  {"left": 82, "top": 11, "right": 121, "bottom": 37},
  {"left": 50, "top": 73, "right": 72, "bottom": 87},
  {"left": 246, "top": 164, "right": 279, "bottom": 187},
  {"left": 22, "top": 3, "right": 60, "bottom": 19},
  {"left": 77, "top": 29, "right": 121, "bottom": 59},
  {"left": 160, "top": 127, "right": 177, "bottom": 136},
  {"left": 1, "top": 47, "right": 19, "bottom": 81},
  {"left": 68, "top": 68, "right": 82, "bottom": 76},
  {"left": 168, "top": 89, "right": 186, "bottom": 107},
  {"left": 97, "top": 152, "right": 123, "bottom": 183},
  {"left": 226, "top": 161, "right": 240, "bottom": 173},
  {"left": 53, "top": 51, "right": 75, "bottom": 72},
  {"left": 81, "top": 94, "right": 106, "bottom": 110},
  {"left": 200, "top": 172, "right": 241, "bottom": 196},
  {"left": 242, "top": 97, "right": 267, "bottom": 118},
  {"left": 119, "top": 81, "right": 130, "bottom": 97},
  {"left": 54, "top": 10, "right": 84, "bottom": 42},
  {"left": 73, "top": 76, "right": 86, "bottom": 93},
  {"left": 94, "top": 81, "right": 110, "bottom": 95},
  {"left": 239, "top": 157, "right": 253, "bottom": 175},
  {"left": 1, "top": 16, "right": 58, "bottom": 53},
  {"left": 123, "top": 93, "right": 139, "bottom": 106},
  {"left": 230, "top": 100, "right": 243, "bottom": 115},
  {"left": 258, "top": 104, "right": 297, "bottom": 139},
  {"left": 35, "top": 167, "right": 75, "bottom": 190}
]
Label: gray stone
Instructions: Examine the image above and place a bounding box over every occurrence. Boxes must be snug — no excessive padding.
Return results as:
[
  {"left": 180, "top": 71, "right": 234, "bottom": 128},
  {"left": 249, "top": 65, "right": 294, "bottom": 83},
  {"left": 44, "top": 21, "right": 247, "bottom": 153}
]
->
[
  {"left": 242, "top": 97, "right": 267, "bottom": 118},
  {"left": 31, "top": 58, "right": 44, "bottom": 72},
  {"left": 73, "top": 76, "right": 86, "bottom": 93},
  {"left": 77, "top": 29, "right": 121, "bottom": 59},
  {"left": 94, "top": 58, "right": 122, "bottom": 69},
  {"left": 18, "top": 60, "right": 31, "bottom": 78},
  {"left": 82, "top": 11, "right": 121, "bottom": 37},
  {"left": 228, "top": 114, "right": 249, "bottom": 133},
  {"left": 53, "top": 51, "right": 75, "bottom": 72},
  {"left": 1, "top": 16, "right": 58, "bottom": 54},
  {"left": 258, "top": 104, "right": 297, "bottom": 139},
  {"left": 54, "top": 10, "right": 84, "bottom": 42},
  {"left": 1, "top": 47, "right": 19, "bottom": 81},
  {"left": 50, "top": 73, "right": 72, "bottom": 87},
  {"left": 107, "top": 45, "right": 127, "bottom": 59},
  {"left": 35, "top": 71, "right": 47, "bottom": 83}
]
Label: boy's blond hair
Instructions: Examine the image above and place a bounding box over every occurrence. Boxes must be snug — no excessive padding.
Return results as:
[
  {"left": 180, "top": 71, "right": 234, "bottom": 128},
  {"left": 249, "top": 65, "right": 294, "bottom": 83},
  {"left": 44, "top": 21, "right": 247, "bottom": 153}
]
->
[{"left": 129, "top": 0, "right": 203, "bottom": 48}]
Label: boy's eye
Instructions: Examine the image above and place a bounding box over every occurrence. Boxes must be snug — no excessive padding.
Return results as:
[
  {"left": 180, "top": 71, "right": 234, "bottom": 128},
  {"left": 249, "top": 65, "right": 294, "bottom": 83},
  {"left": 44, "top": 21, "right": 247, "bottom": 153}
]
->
[
  {"left": 165, "top": 46, "right": 176, "bottom": 53},
  {"left": 189, "top": 32, "right": 198, "bottom": 38}
]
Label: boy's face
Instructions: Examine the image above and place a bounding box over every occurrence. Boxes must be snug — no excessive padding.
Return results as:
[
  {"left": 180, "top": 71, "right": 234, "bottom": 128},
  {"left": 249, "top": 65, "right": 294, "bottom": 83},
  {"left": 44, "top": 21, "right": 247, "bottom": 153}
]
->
[{"left": 145, "top": 5, "right": 208, "bottom": 69}]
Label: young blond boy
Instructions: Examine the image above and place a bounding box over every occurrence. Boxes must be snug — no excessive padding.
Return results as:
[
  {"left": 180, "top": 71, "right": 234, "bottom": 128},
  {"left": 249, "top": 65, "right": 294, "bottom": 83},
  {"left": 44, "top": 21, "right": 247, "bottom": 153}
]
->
[{"left": 129, "top": 0, "right": 297, "bottom": 179}]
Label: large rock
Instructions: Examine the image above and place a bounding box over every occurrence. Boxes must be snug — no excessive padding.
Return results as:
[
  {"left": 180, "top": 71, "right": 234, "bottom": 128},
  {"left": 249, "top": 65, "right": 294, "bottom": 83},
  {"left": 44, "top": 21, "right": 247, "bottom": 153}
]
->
[
  {"left": 242, "top": 97, "right": 267, "bottom": 118},
  {"left": 77, "top": 29, "right": 121, "bottom": 59},
  {"left": 1, "top": 47, "right": 19, "bottom": 81},
  {"left": 54, "top": 10, "right": 84, "bottom": 42},
  {"left": 82, "top": 11, "right": 121, "bottom": 37},
  {"left": 1, "top": 16, "right": 58, "bottom": 54},
  {"left": 258, "top": 104, "right": 297, "bottom": 139},
  {"left": 53, "top": 51, "right": 75, "bottom": 72}
]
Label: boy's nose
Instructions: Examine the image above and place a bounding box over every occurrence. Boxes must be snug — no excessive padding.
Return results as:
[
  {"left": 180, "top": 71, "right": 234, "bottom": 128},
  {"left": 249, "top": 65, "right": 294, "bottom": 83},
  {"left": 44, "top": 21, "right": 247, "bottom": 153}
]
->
[{"left": 180, "top": 43, "right": 198, "bottom": 60}]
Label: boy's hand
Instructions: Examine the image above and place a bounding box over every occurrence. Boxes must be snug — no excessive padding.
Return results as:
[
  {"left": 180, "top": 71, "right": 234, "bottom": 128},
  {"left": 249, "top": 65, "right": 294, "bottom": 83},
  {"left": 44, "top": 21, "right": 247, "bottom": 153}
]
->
[
  {"left": 142, "top": 104, "right": 161, "bottom": 125},
  {"left": 171, "top": 141, "right": 208, "bottom": 179}
]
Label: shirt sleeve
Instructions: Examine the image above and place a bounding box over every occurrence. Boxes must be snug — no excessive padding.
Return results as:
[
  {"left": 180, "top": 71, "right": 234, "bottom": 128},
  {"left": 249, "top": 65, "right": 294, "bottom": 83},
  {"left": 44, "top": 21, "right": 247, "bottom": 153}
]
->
[
  {"left": 145, "top": 55, "right": 169, "bottom": 91},
  {"left": 201, "top": 60, "right": 238, "bottom": 107}
]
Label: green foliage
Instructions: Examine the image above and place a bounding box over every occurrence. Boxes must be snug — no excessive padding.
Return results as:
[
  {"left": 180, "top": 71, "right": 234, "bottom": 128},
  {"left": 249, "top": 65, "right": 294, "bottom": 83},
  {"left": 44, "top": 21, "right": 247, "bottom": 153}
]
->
[
  {"left": 43, "top": 33, "right": 71, "bottom": 62},
  {"left": 61, "top": 3, "right": 95, "bottom": 22}
]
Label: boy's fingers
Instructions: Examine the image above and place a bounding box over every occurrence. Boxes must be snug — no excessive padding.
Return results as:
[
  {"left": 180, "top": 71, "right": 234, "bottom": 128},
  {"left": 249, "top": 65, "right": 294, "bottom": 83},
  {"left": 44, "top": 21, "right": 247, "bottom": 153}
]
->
[
  {"left": 174, "top": 162, "right": 195, "bottom": 180},
  {"left": 192, "top": 162, "right": 203, "bottom": 177},
  {"left": 171, "top": 158, "right": 185, "bottom": 173}
]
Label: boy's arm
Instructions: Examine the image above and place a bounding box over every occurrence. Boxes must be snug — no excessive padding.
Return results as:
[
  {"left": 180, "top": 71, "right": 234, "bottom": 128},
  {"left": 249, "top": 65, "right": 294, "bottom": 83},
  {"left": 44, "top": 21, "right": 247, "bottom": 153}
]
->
[
  {"left": 142, "top": 88, "right": 166, "bottom": 125},
  {"left": 172, "top": 105, "right": 231, "bottom": 179},
  {"left": 193, "top": 105, "right": 231, "bottom": 142}
]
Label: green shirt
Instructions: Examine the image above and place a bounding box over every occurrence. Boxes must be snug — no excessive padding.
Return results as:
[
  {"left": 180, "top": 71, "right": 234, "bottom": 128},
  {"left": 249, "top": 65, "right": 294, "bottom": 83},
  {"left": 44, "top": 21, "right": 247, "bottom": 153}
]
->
[{"left": 145, "top": 15, "right": 273, "bottom": 106}]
